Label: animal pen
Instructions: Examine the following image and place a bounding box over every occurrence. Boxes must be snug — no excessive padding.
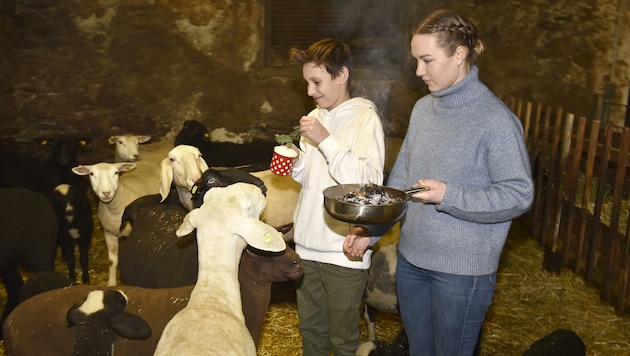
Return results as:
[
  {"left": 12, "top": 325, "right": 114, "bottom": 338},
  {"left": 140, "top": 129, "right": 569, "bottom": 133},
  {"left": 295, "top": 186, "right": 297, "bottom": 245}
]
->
[{"left": 502, "top": 96, "right": 630, "bottom": 315}]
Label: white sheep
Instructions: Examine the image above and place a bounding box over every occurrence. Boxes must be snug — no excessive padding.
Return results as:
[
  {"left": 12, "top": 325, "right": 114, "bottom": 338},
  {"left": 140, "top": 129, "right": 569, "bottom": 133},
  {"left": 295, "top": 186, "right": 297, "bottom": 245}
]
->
[
  {"left": 159, "top": 144, "right": 209, "bottom": 211},
  {"left": 109, "top": 135, "right": 152, "bottom": 162},
  {"left": 153, "top": 183, "right": 286, "bottom": 356},
  {"left": 72, "top": 161, "right": 160, "bottom": 286},
  {"left": 249, "top": 169, "right": 300, "bottom": 234}
]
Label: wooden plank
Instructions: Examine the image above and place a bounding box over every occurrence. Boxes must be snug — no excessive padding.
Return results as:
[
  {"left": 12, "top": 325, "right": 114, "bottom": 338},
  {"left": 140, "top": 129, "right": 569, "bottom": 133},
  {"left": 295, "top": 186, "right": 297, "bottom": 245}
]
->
[
  {"left": 575, "top": 120, "right": 601, "bottom": 274},
  {"left": 608, "top": 128, "right": 629, "bottom": 308},
  {"left": 551, "top": 113, "right": 574, "bottom": 254},
  {"left": 533, "top": 106, "right": 553, "bottom": 241},
  {"left": 541, "top": 107, "right": 564, "bottom": 247},
  {"left": 587, "top": 121, "right": 614, "bottom": 284},
  {"left": 561, "top": 115, "right": 585, "bottom": 265},
  {"left": 522, "top": 101, "right": 533, "bottom": 143}
]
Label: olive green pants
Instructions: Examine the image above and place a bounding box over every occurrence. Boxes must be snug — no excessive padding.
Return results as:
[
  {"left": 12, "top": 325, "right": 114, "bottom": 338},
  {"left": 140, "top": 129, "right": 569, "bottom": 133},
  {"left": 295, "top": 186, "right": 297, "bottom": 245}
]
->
[{"left": 296, "top": 260, "right": 368, "bottom": 356}]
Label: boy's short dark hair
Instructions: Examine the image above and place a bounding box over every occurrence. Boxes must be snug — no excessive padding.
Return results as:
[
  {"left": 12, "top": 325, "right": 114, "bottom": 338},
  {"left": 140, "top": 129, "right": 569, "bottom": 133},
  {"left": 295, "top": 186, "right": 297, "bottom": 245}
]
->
[{"left": 289, "top": 39, "right": 353, "bottom": 87}]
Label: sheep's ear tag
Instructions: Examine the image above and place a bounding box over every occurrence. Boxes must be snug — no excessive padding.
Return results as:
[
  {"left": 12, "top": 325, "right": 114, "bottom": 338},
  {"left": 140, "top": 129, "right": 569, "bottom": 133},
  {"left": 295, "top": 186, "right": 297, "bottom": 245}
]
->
[
  {"left": 263, "top": 233, "right": 274, "bottom": 244},
  {"left": 204, "top": 133, "right": 210, "bottom": 138},
  {"left": 191, "top": 185, "right": 199, "bottom": 197}
]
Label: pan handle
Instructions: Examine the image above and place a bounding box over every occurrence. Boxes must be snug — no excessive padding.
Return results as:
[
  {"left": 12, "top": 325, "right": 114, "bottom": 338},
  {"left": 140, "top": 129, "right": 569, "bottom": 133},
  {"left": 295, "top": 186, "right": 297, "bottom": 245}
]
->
[{"left": 404, "top": 185, "right": 430, "bottom": 195}]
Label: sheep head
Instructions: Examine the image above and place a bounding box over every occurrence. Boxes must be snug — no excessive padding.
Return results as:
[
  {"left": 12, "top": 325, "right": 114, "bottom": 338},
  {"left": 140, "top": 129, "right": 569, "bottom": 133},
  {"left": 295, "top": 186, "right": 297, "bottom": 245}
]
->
[
  {"left": 72, "top": 162, "right": 136, "bottom": 203},
  {"left": 109, "top": 135, "right": 151, "bottom": 162},
  {"left": 159, "top": 145, "right": 209, "bottom": 206},
  {"left": 176, "top": 183, "right": 285, "bottom": 253}
]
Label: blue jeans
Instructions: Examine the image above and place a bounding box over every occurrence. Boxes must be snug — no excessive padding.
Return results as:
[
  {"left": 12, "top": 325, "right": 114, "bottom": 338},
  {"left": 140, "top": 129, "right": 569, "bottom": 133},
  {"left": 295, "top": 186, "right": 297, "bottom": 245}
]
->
[{"left": 396, "top": 253, "right": 496, "bottom": 356}]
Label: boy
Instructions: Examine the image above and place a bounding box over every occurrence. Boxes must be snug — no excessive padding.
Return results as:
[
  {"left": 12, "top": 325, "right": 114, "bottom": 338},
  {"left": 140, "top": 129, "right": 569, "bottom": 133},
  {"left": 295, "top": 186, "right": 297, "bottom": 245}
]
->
[{"left": 288, "top": 39, "right": 385, "bottom": 355}]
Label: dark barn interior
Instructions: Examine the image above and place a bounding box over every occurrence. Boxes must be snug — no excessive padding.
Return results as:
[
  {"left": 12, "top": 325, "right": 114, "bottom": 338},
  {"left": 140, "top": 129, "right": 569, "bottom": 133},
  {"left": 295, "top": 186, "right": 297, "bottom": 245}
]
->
[{"left": 1, "top": 0, "right": 630, "bottom": 355}]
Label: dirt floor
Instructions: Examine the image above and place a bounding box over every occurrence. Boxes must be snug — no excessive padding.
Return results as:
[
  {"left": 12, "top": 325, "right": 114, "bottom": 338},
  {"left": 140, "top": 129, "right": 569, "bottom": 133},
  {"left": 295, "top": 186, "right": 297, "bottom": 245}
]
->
[{"left": 2, "top": 215, "right": 630, "bottom": 355}]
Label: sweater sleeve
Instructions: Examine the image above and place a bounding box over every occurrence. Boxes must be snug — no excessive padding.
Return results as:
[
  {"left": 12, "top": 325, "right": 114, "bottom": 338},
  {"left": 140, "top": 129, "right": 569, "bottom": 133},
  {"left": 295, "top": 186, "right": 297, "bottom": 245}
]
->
[{"left": 437, "top": 121, "right": 534, "bottom": 223}]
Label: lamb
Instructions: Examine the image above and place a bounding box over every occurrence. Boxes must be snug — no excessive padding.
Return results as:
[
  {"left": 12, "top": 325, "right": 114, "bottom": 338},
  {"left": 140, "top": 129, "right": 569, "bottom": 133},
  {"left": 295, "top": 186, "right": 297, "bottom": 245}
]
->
[
  {"left": 109, "top": 134, "right": 152, "bottom": 162},
  {"left": 174, "top": 119, "right": 277, "bottom": 172},
  {"left": 52, "top": 183, "right": 94, "bottom": 284},
  {"left": 66, "top": 289, "right": 152, "bottom": 356},
  {"left": 3, "top": 284, "right": 192, "bottom": 355},
  {"left": 153, "top": 183, "right": 287, "bottom": 356},
  {"left": 72, "top": 161, "right": 161, "bottom": 286},
  {"left": 158, "top": 144, "right": 209, "bottom": 211},
  {"left": 0, "top": 187, "right": 58, "bottom": 340}
]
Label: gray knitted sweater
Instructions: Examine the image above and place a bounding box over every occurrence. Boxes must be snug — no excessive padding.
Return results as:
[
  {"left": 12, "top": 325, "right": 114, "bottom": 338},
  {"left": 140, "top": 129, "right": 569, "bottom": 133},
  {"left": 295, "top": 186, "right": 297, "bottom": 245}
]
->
[{"left": 387, "top": 66, "right": 534, "bottom": 275}]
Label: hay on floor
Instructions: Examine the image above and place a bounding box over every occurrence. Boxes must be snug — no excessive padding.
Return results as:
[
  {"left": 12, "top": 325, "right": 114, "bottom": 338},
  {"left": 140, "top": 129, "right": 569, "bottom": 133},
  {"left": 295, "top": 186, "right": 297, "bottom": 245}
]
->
[{"left": 3, "top": 218, "right": 630, "bottom": 355}]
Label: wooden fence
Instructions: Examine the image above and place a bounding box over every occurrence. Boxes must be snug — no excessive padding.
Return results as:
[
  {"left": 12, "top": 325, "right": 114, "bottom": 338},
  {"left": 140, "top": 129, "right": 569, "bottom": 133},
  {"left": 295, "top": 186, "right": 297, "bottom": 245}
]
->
[{"left": 502, "top": 96, "right": 630, "bottom": 314}]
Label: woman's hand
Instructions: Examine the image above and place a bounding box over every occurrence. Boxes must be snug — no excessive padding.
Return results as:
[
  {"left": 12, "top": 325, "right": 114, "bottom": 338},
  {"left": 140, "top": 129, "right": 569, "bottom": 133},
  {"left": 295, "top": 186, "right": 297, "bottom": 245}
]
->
[
  {"left": 343, "top": 226, "right": 371, "bottom": 259},
  {"left": 299, "top": 116, "right": 329, "bottom": 145},
  {"left": 410, "top": 179, "right": 446, "bottom": 204}
]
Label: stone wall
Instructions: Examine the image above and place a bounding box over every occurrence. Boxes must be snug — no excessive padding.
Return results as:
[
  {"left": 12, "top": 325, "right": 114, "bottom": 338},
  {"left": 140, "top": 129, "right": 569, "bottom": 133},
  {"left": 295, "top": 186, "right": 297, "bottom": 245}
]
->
[{"left": 0, "top": 0, "right": 628, "bottom": 161}]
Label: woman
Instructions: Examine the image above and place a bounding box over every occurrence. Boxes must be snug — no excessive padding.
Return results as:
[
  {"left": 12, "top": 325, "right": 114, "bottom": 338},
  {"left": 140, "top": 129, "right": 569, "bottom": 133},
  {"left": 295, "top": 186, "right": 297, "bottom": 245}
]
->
[{"left": 344, "top": 9, "right": 534, "bottom": 355}]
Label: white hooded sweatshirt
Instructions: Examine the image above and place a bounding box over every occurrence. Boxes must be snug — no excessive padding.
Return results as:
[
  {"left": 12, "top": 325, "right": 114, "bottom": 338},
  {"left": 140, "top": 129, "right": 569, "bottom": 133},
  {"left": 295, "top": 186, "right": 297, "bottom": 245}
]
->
[{"left": 291, "top": 97, "right": 385, "bottom": 269}]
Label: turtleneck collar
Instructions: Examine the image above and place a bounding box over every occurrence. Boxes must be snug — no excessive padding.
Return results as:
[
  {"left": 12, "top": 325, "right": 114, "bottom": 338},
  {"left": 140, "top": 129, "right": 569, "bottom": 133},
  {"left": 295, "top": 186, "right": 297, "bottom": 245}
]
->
[{"left": 430, "top": 66, "right": 489, "bottom": 108}]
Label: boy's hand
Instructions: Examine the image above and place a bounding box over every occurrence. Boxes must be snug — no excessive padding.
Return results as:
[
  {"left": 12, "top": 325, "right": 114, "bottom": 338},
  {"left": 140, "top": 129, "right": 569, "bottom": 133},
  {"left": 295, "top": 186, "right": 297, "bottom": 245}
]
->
[
  {"left": 343, "top": 226, "right": 371, "bottom": 258},
  {"left": 299, "top": 116, "right": 329, "bottom": 145}
]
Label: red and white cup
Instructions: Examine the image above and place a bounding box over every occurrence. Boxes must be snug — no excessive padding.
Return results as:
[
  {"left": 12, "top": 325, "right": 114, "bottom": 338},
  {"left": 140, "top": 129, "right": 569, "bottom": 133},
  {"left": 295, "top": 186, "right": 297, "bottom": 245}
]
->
[{"left": 270, "top": 145, "right": 298, "bottom": 176}]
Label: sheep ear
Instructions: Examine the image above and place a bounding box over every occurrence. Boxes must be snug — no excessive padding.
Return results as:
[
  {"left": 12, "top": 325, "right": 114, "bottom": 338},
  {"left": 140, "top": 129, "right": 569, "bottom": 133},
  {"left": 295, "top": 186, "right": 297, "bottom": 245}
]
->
[
  {"left": 137, "top": 135, "right": 151, "bottom": 144},
  {"left": 235, "top": 218, "right": 286, "bottom": 252},
  {"left": 109, "top": 312, "right": 152, "bottom": 339},
  {"left": 108, "top": 136, "right": 118, "bottom": 144},
  {"left": 159, "top": 158, "right": 173, "bottom": 202},
  {"left": 72, "top": 165, "right": 91, "bottom": 176},
  {"left": 177, "top": 209, "right": 199, "bottom": 236},
  {"left": 199, "top": 156, "right": 210, "bottom": 173},
  {"left": 116, "top": 162, "right": 136, "bottom": 172}
]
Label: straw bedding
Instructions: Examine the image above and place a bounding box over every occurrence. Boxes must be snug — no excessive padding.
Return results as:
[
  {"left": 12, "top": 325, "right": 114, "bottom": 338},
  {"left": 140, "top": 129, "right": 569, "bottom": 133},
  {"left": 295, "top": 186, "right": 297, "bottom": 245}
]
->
[{"left": 2, "top": 215, "right": 630, "bottom": 355}]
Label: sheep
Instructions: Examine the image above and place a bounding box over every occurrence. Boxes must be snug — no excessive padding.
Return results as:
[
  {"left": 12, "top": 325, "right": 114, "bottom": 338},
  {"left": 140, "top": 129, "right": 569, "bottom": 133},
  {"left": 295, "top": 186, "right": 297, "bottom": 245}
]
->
[
  {"left": 239, "top": 245, "right": 303, "bottom": 348},
  {"left": 153, "top": 183, "right": 287, "bottom": 356},
  {"left": 174, "top": 119, "right": 277, "bottom": 172},
  {"left": 249, "top": 169, "right": 300, "bottom": 236},
  {"left": 118, "top": 170, "right": 303, "bottom": 348},
  {"left": 3, "top": 284, "right": 192, "bottom": 356},
  {"left": 109, "top": 134, "right": 152, "bottom": 162},
  {"left": 18, "top": 270, "right": 75, "bottom": 303},
  {"left": 66, "top": 289, "right": 152, "bottom": 356},
  {"left": 362, "top": 223, "right": 401, "bottom": 341},
  {"left": 158, "top": 144, "right": 209, "bottom": 211},
  {"left": 118, "top": 193, "right": 196, "bottom": 288},
  {"left": 191, "top": 167, "right": 299, "bottom": 234},
  {"left": 52, "top": 183, "right": 94, "bottom": 284},
  {"left": 0, "top": 187, "right": 58, "bottom": 340},
  {"left": 0, "top": 135, "right": 90, "bottom": 195},
  {"left": 72, "top": 161, "right": 161, "bottom": 286},
  {"left": 356, "top": 329, "right": 409, "bottom": 356}
]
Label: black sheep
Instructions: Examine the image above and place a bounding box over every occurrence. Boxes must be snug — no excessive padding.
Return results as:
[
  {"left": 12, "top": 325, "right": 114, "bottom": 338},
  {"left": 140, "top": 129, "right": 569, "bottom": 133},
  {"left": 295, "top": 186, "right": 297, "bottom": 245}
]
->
[
  {"left": 0, "top": 136, "right": 90, "bottom": 196},
  {"left": 66, "top": 289, "right": 151, "bottom": 356},
  {"left": 174, "top": 119, "right": 276, "bottom": 171},
  {"left": 0, "top": 187, "right": 58, "bottom": 339},
  {"left": 52, "top": 183, "right": 94, "bottom": 283},
  {"left": 191, "top": 167, "right": 267, "bottom": 208}
]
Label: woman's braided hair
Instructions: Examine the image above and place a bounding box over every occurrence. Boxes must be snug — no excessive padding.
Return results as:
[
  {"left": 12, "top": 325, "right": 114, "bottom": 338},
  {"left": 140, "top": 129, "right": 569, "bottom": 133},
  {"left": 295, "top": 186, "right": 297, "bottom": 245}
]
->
[{"left": 414, "top": 9, "right": 485, "bottom": 63}]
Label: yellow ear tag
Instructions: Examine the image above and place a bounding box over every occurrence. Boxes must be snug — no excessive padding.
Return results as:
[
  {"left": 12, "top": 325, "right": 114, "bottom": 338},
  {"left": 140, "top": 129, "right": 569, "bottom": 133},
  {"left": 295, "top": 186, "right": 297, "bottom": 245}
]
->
[{"left": 263, "top": 233, "right": 274, "bottom": 244}]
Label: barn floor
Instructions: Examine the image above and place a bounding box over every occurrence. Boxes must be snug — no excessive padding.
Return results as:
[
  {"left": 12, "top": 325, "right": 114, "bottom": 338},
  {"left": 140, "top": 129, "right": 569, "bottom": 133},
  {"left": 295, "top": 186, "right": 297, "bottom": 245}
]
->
[{"left": 2, "top": 213, "right": 630, "bottom": 355}]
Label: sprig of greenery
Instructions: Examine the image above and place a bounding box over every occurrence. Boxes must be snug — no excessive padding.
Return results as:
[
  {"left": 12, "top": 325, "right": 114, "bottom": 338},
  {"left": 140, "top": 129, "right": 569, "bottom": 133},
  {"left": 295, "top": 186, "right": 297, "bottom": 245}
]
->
[{"left": 274, "top": 125, "right": 301, "bottom": 147}]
